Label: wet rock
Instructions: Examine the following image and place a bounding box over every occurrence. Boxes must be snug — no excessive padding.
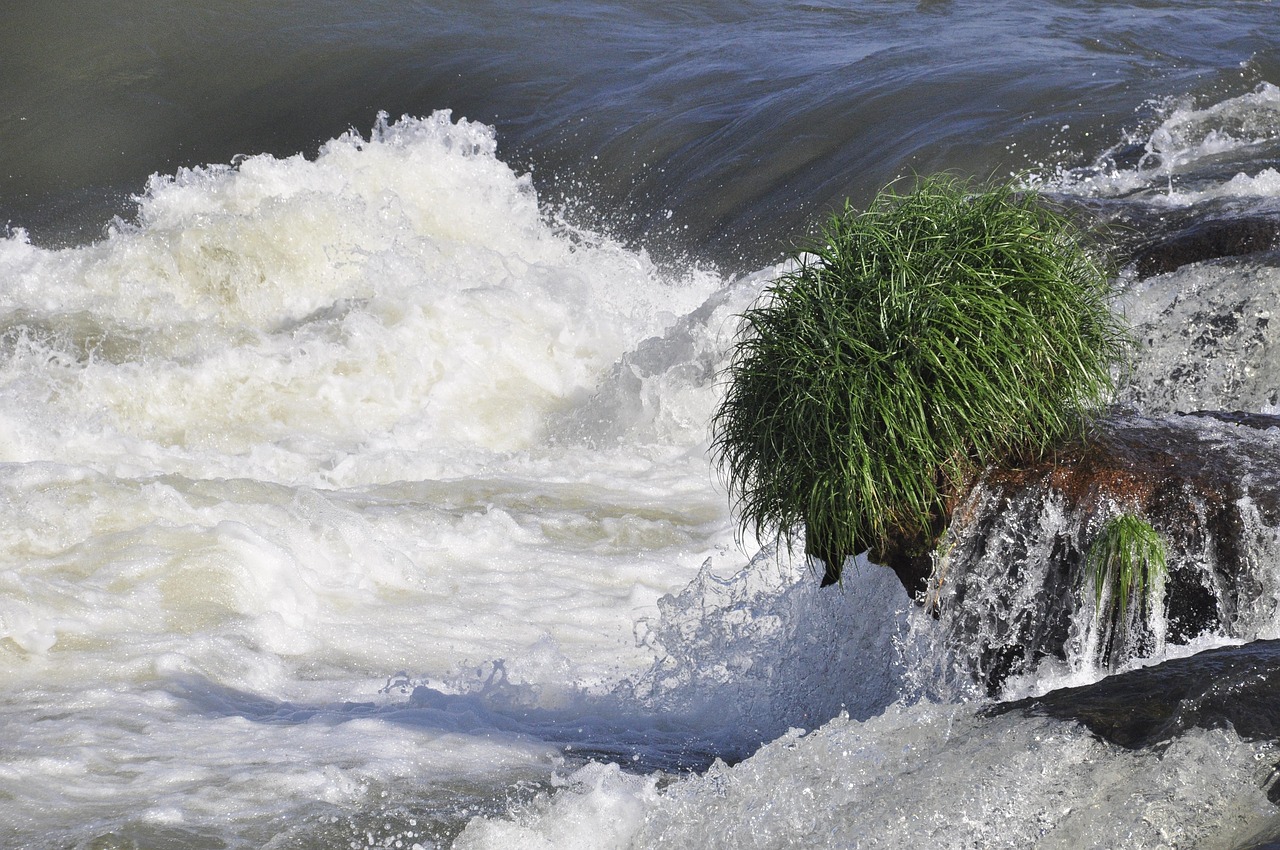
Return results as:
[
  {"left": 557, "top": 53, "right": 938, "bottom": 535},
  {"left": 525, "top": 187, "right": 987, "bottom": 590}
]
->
[
  {"left": 813, "top": 520, "right": 938, "bottom": 597},
  {"left": 987, "top": 639, "right": 1280, "bottom": 803},
  {"left": 1131, "top": 215, "right": 1280, "bottom": 279},
  {"left": 922, "top": 411, "right": 1280, "bottom": 694},
  {"left": 988, "top": 638, "right": 1280, "bottom": 749},
  {"left": 1179, "top": 409, "right": 1280, "bottom": 430}
]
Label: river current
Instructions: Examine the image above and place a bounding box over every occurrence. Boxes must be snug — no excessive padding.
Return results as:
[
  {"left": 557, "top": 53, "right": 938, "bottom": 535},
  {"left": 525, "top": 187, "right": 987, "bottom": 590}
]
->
[{"left": 3, "top": 2, "right": 1280, "bottom": 848}]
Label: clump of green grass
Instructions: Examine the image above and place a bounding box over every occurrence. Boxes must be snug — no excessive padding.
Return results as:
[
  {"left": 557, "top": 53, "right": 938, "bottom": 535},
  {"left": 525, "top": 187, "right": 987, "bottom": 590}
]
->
[
  {"left": 711, "top": 175, "right": 1129, "bottom": 586},
  {"left": 1088, "top": 513, "right": 1168, "bottom": 625}
]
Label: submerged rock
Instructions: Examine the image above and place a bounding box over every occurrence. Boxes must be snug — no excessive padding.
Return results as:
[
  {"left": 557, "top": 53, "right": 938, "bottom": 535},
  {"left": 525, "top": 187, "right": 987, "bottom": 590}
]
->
[
  {"left": 988, "top": 639, "right": 1280, "bottom": 811},
  {"left": 1131, "top": 215, "right": 1280, "bottom": 279},
  {"left": 1065, "top": 196, "right": 1280, "bottom": 282}
]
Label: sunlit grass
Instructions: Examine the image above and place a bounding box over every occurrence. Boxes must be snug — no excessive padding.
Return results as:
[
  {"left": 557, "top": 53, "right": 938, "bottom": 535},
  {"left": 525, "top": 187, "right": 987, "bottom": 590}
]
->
[
  {"left": 711, "top": 175, "right": 1130, "bottom": 584},
  {"left": 1088, "top": 513, "right": 1168, "bottom": 625}
]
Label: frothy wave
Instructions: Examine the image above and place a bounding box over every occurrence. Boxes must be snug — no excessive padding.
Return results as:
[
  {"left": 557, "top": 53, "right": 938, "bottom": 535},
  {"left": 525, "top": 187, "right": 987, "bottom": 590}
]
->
[
  {"left": 0, "top": 112, "right": 732, "bottom": 484},
  {"left": 1034, "top": 82, "right": 1280, "bottom": 205}
]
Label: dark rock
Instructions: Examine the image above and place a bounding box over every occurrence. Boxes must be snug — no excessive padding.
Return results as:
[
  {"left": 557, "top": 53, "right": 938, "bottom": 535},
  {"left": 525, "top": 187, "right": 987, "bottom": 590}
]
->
[
  {"left": 1178, "top": 409, "right": 1280, "bottom": 431},
  {"left": 988, "top": 639, "right": 1280, "bottom": 806},
  {"left": 808, "top": 525, "right": 855, "bottom": 588},
  {"left": 1106, "top": 142, "right": 1153, "bottom": 172},
  {"left": 987, "top": 638, "right": 1280, "bottom": 750},
  {"left": 1239, "top": 836, "right": 1280, "bottom": 850},
  {"left": 811, "top": 511, "right": 940, "bottom": 596},
  {"left": 1132, "top": 216, "right": 1280, "bottom": 279}
]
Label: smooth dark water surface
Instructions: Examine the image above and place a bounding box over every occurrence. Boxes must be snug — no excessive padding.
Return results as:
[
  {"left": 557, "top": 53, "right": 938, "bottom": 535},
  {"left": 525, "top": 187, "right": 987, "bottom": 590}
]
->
[{"left": 4, "top": 0, "right": 1277, "bottom": 265}]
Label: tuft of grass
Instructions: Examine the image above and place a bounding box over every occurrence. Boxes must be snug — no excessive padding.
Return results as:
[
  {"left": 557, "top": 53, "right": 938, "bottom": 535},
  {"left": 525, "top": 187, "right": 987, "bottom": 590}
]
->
[
  {"left": 1088, "top": 513, "right": 1167, "bottom": 625},
  {"left": 711, "top": 175, "right": 1130, "bottom": 585}
]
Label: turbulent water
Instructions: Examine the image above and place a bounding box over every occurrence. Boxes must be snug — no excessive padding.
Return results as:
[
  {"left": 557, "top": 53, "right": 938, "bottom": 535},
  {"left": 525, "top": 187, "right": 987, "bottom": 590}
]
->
[{"left": 2, "top": 2, "right": 1280, "bottom": 848}]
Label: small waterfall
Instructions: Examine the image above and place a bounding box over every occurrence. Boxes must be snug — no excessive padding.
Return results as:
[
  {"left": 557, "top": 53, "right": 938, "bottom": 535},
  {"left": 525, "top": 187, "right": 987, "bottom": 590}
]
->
[{"left": 902, "top": 413, "right": 1280, "bottom": 701}]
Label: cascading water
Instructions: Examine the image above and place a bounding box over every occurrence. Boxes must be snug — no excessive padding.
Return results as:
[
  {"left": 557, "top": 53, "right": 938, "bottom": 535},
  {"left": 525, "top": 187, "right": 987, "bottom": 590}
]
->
[
  {"left": 901, "top": 418, "right": 1280, "bottom": 704},
  {"left": 4, "top": 11, "right": 1280, "bottom": 841},
  {"left": 883, "top": 82, "right": 1280, "bottom": 706}
]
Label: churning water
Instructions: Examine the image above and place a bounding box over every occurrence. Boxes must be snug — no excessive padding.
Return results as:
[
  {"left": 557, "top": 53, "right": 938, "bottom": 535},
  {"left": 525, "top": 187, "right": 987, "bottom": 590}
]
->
[{"left": 2, "top": 2, "right": 1280, "bottom": 847}]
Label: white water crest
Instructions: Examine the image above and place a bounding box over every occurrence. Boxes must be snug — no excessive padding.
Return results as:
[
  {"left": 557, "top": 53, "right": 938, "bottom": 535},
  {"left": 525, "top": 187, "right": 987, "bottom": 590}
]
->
[
  {"left": 1037, "top": 81, "right": 1280, "bottom": 204},
  {"left": 0, "top": 110, "right": 799, "bottom": 846},
  {"left": 0, "top": 110, "right": 733, "bottom": 482}
]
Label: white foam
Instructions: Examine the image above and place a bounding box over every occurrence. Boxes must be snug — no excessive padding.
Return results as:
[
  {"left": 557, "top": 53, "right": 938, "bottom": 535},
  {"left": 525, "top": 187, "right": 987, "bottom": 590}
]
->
[
  {"left": 455, "top": 703, "right": 1279, "bottom": 849},
  {"left": 0, "top": 112, "right": 731, "bottom": 484},
  {"left": 1033, "top": 82, "right": 1280, "bottom": 204},
  {"left": 0, "top": 113, "right": 771, "bottom": 845}
]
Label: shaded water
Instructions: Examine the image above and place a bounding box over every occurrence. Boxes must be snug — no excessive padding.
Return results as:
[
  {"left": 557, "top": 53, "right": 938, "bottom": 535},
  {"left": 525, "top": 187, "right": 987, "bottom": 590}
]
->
[{"left": 2, "top": 2, "right": 1280, "bottom": 848}]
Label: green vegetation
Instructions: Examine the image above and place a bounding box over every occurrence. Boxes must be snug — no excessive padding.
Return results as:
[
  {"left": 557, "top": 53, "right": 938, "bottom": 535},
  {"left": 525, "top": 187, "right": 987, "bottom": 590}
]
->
[
  {"left": 711, "top": 175, "right": 1129, "bottom": 586},
  {"left": 1087, "top": 513, "right": 1168, "bottom": 625}
]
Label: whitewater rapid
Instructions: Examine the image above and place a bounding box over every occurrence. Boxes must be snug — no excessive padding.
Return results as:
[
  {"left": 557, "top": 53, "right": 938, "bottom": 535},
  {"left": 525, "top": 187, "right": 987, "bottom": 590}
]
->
[
  {"left": 0, "top": 111, "right": 784, "bottom": 846},
  {"left": 4, "top": 82, "right": 1280, "bottom": 848}
]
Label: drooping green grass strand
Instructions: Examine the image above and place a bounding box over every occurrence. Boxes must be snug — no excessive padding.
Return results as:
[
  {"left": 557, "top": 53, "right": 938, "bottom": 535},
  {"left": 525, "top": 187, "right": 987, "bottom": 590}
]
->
[
  {"left": 1088, "top": 513, "right": 1168, "bottom": 626},
  {"left": 711, "top": 176, "right": 1131, "bottom": 583}
]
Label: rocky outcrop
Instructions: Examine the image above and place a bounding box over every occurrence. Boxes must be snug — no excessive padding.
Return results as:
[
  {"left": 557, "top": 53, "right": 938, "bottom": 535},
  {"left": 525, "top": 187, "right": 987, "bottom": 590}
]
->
[{"left": 917, "top": 411, "right": 1280, "bottom": 694}]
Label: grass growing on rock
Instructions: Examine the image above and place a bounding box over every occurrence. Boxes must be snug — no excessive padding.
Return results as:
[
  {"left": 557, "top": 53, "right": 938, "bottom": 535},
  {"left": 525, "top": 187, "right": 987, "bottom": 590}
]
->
[
  {"left": 1088, "top": 513, "right": 1168, "bottom": 627},
  {"left": 711, "top": 176, "right": 1130, "bottom": 587}
]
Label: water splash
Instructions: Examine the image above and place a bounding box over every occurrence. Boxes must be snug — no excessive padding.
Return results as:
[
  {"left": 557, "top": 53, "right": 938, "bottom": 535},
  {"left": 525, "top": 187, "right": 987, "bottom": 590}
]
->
[
  {"left": 1035, "top": 82, "right": 1280, "bottom": 204},
  {"left": 624, "top": 546, "right": 909, "bottom": 747},
  {"left": 0, "top": 112, "right": 727, "bottom": 483}
]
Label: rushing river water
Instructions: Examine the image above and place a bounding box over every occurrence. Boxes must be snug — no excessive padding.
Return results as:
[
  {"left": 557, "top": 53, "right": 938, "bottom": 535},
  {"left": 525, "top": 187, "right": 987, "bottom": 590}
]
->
[{"left": 3, "top": 2, "right": 1280, "bottom": 848}]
